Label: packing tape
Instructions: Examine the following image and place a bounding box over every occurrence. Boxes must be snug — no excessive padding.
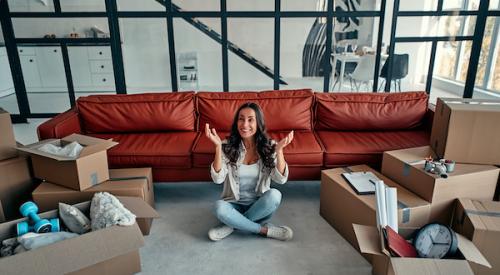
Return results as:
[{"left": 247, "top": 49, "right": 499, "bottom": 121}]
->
[
  {"left": 465, "top": 209, "right": 500, "bottom": 217},
  {"left": 109, "top": 176, "right": 151, "bottom": 191},
  {"left": 342, "top": 166, "right": 353, "bottom": 173},
  {"left": 402, "top": 163, "right": 411, "bottom": 177},
  {"left": 90, "top": 173, "right": 98, "bottom": 186},
  {"left": 397, "top": 201, "right": 410, "bottom": 224},
  {"left": 458, "top": 209, "right": 500, "bottom": 225}
]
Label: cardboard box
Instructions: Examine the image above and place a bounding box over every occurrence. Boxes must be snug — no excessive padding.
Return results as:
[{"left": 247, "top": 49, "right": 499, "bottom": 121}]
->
[
  {"left": 353, "top": 224, "right": 490, "bottom": 275},
  {"left": 382, "top": 146, "right": 499, "bottom": 223},
  {"left": 0, "top": 156, "right": 36, "bottom": 220},
  {"left": 0, "top": 196, "right": 157, "bottom": 275},
  {"left": 430, "top": 98, "right": 500, "bottom": 165},
  {"left": 32, "top": 168, "right": 157, "bottom": 235},
  {"left": 320, "top": 165, "right": 430, "bottom": 257},
  {"left": 453, "top": 199, "right": 500, "bottom": 275},
  {"left": 18, "top": 134, "right": 118, "bottom": 191},
  {"left": 0, "top": 108, "right": 17, "bottom": 161}
]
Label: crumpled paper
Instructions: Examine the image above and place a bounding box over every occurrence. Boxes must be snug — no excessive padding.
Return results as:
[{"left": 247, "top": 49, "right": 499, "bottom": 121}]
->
[
  {"left": 38, "top": 141, "right": 84, "bottom": 158},
  {"left": 90, "top": 192, "right": 136, "bottom": 231}
]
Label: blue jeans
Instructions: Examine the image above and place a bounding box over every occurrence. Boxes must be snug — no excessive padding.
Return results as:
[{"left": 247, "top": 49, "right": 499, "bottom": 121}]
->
[{"left": 213, "top": 188, "right": 282, "bottom": 234}]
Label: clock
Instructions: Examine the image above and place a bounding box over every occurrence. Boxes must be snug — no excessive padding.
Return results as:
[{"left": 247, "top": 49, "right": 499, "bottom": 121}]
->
[{"left": 413, "top": 223, "right": 458, "bottom": 259}]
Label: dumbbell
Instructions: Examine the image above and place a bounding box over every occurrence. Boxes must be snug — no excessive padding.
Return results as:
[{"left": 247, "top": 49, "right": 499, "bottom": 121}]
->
[{"left": 16, "top": 201, "right": 60, "bottom": 236}]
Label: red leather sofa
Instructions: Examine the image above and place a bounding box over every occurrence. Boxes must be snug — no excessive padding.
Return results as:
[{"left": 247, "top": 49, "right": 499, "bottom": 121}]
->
[{"left": 37, "top": 89, "right": 432, "bottom": 182}]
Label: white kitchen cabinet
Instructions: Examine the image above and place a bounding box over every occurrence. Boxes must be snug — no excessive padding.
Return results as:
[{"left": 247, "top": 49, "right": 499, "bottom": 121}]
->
[
  {"left": 68, "top": 47, "right": 93, "bottom": 88},
  {"left": 35, "top": 47, "right": 67, "bottom": 89},
  {"left": 19, "top": 54, "right": 43, "bottom": 88},
  {"left": 18, "top": 46, "right": 114, "bottom": 92},
  {"left": 0, "top": 48, "right": 15, "bottom": 97}
]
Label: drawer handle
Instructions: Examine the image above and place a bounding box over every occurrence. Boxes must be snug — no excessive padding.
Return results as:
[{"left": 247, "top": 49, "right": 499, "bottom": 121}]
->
[
  {"left": 99, "top": 51, "right": 103, "bottom": 55},
  {"left": 101, "top": 65, "right": 104, "bottom": 69},
  {"left": 20, "top": 49, "right": 23, "bottom": 53},
  {"left": 29, "top": 59, "right": 33, "bottom": 62},
  {"left": 102, "top": 78, "right": 106, "bottom": 82},
  {"left": 53, "top": 49, "right": 57, "bottom": 53}
]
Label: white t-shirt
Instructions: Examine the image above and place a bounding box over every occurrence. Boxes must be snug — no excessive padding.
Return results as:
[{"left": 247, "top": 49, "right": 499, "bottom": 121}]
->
[{"left": 237, "top": 162, "right": 260, "bottom": 205}]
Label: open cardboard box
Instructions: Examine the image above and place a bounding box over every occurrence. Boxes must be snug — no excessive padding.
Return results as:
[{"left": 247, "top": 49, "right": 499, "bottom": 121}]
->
[
  {"left": 17, "top": 134, "right": 118, "bottom": 191},
  {"left": 32, "top": 168, "right": 157, "bottom": 235},
  {"left": 430, "top": 98, "right": 500, "bottom": 165},
  {"left": 382, "top": 146, "right": 499, "bottom": 223},
  {"left": 453, "top": 198, "right": 500, "bottom": 275},
  {"left": 320, "top": 165, "right": 430, "bottom": 260},
  {"left": 353, "top": 224, "right": 490, "bottom": 275},
  {"left": 0, "top": 196, "right": 158, "bottom": 275}
]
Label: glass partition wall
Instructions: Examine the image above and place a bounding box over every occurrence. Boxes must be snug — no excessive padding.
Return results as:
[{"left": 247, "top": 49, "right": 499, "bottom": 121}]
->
[{"left": 0, "top": 0, "right": 498, "bottom": 121}]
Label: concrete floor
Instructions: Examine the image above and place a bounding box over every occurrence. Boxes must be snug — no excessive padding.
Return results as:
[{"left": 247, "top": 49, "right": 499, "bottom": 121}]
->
[
  {"left": 12, "top": 121, "right": 372, "bottom": 275},
  {"left": 143, "top": 181, "right": 371, "bottom": 275}
]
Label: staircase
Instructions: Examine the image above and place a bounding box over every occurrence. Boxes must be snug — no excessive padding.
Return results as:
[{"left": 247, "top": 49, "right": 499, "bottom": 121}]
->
[{"left": 157, "top": 1, "right": 287, "bottom": 85}]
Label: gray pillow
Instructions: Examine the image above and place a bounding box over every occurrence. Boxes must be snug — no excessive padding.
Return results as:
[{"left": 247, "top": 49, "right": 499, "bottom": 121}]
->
[{"left": 59, "top": 202, "right": 91, "bottom": 234}]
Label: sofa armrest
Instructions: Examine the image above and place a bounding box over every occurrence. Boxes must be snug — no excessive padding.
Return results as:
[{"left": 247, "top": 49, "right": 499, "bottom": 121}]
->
[{"left": 37, "top": 107, "right": 83, "bottom": 140}]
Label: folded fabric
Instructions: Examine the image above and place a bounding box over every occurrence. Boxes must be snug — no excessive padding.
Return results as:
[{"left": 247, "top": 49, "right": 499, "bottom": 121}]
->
[
  {"left": 59, "top": 203, "right": 91, "bottom": 234},
  {"left": 90, "top": 192, "right": 136, "bottom": 231},
  {"left": 17, "top": 232, "right": 79, "bottom": 250},
  {"left": 37, "top": 141, "right": 84, "bottom": 158}
]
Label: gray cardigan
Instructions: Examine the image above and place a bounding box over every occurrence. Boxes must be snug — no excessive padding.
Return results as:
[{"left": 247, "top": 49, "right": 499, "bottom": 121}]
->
[{"left": 210, "top": 140, "right": 289, "bottom": 202}]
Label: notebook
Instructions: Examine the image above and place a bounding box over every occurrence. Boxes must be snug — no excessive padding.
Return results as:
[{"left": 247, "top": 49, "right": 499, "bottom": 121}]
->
[{"left": 341, "top": 171, "right": 380, "bottom": 195}]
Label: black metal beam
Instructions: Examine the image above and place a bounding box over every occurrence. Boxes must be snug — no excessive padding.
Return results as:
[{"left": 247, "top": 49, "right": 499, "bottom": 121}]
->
[
  {"left": 394, "top": 36, "right": 474, "bottom": 42},
  {"left": 397, "top": 11, "right": 479, "bottom": 16},
  {"left": 0, "top": 0, "right": 31, "bottom": 118},
  {"left": 373, "top": 0, "right": 387, "bottom": 92},
  {"left": 221, "top": 0, "right": 229, "bottom": 91},
  {"left": 10, "top": 12, "right": 108, "bottom": 17},
  {"left": 105, "top": 0, "right": 127, "bottom": 94},
  {"left": 463, "top": 0, "right": 490, "bottom": 98},
  {"left": 165, "top": 0, "right": 178, "bottom": 91},
  {"left": 54, "top": 0, "right": 62, "bottom": 13},
  {"left": 60, "top": 44, "right": 76, "bottom": 106},
  {"left": 425, "top": 41, "right": 438, "bottom": 94},
  {"left": 115, "top": 10, "right": 382, "bottom": 18},
  {"left": 11, "top": 115, "right": 28, "bottom": 124},
  {"left": 15, "top": 38, "right": 111, "bottom": 44},
  {"left": 323, "top": 0, "right": 334, "bottom": 92},
  {"left": 385, "top": 0, "right": 400, "bottom": 92},
  {"left": 273, "top": 0, "right": 280, "bottom": 90}
]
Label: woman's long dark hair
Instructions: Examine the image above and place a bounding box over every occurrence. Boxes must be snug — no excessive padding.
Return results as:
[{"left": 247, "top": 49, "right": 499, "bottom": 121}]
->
[{"left": 223, "top": 102, "right": 276, "bottom": 169}]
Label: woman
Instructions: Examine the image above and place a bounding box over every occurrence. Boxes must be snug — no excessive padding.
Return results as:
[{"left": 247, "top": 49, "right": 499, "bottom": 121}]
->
[{"left": 205, "top": 102, "right": 294, "bottom": 241}]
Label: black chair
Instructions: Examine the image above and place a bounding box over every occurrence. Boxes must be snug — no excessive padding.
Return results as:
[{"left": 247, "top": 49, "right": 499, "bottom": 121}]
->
[{"left": 379, "top": 54, "right": 409, "bottom": 92}]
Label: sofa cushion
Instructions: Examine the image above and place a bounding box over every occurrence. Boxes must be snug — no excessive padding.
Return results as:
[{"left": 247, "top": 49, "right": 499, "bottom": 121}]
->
[
  {"left": 192, "top": 131, "right": 323, "bottom": 167},
  {"left": 197, "top": 89, "right": 314, "bottom": 132},
  {"left": 316, "top": 130, "right": 429, "bottom": 167},
  {"left": 315, "top": 92, "right": 428, "bottom": 131},
  {"left": 89, "top": 132, "right": 197, "bottom": 168},
  {"left": 78, "top": 92, "right": 196, "bottom": 133}
]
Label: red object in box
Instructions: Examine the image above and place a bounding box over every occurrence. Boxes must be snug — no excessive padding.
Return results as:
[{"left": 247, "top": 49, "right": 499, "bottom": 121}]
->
[{"left": 385, "top": 226, "right": 418, "bottom": 258}]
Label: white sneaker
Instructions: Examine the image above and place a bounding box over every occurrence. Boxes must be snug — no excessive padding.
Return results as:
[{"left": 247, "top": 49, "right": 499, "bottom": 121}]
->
[
  {"left": 266, "top": 225, "right": 293, "bottom": 241},
  {"left": 208, "top": 225, "right": 234, "bottom": 241}
]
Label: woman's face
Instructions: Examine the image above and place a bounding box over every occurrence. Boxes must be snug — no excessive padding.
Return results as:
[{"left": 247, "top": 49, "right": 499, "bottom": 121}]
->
[{"left": 237, "top": 107, "right": 257, "bottom": 140}]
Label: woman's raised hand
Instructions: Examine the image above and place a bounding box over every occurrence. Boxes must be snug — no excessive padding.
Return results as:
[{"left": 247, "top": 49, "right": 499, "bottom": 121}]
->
[
  {"left": 205, "top": 123, "right": 222, "bottom": 147},
  {"left": 275, "top": 130, "right": 294, "bottom": 153}
]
